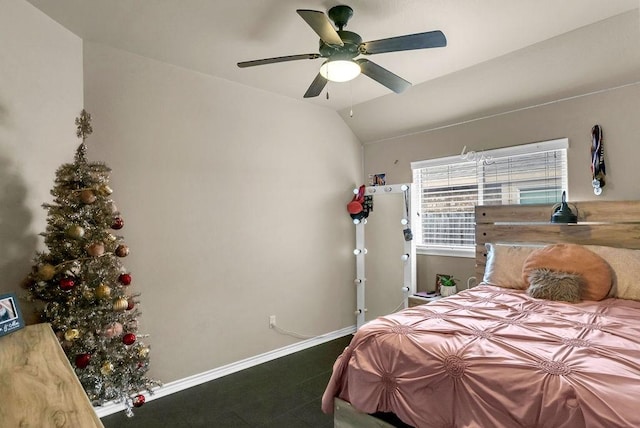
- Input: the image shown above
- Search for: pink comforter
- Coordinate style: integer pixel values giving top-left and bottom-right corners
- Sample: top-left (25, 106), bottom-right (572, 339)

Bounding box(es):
top-left (322, 285), bottom-right (640, 427)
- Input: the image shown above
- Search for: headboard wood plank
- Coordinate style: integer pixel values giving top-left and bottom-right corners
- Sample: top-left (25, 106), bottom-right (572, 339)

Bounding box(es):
top-left (476, 201), bottom-right (640, 224)
top-left (475, 201), bottom-right (640, 280)
top-left (477, 224), bottom-right (640, 247)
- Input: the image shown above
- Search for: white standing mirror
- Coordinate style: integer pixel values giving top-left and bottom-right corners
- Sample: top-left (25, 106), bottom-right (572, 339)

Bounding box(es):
top-left (352, 184), bottom-right (416, 328)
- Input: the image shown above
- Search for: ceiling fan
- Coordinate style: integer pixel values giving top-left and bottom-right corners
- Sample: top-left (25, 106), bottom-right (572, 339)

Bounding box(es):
top-left (237, 5), bottom-right (447, 98)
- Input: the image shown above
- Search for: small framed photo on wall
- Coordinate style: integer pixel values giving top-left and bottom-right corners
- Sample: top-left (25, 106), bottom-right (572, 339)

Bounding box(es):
top-left (369, 173), bottom-right (386, 186)
top-left (0, 293), bottom-right (25, 337)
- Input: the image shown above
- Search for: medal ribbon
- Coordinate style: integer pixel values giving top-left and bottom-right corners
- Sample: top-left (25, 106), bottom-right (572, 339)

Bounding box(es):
top-left (591, 125), bottom-right (605, 192)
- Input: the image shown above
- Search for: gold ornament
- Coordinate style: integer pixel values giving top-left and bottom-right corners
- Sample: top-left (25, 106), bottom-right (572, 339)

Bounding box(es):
top-left (105, 233), bottom-right (117, 242)
top-left (98, 184), bottom-right (113, 196)
top-left (83, 289), bottom-right (95, 300)
top-left (138, 347), bottom-right (150, 358)
top-left (95, 284), bottom-right (112, 299)
top-left (79, 189), bottom-right (97, 204)
top-left (64, 328), bottom-right (80, 341)
top-left (100, 361), bottom-right (114, 375)
top-left (86, 242), bottom-right (105, 257)
top-left (115, 244), bottom-right (129, 257)
top-left (38, 264), bottom-right (56, 281)
top-left (66, 225), bottom-right (85, 239)
top-left (113, 297), bottom-right (128, 312)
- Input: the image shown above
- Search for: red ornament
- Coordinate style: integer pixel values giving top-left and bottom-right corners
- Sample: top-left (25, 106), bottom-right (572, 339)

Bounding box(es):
top-left (59, 277), bottom-right (75, 291)
top-left (21, 276), bottom-right (35, 289)
top-left (118, 273), bottom-right (132, 285)
top-left (123, 333), bottom-right (136, 345)
top-left (126, 298), bottom-right (135, 311)
top-left (133, 394), bottom-right (145, 408)
top-left (75, 353), bottom-right (91, 369)
top-left (112, 217), bottom-right (124, 230)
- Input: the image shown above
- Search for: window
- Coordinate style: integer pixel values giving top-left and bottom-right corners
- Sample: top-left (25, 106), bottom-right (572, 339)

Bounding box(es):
top-left (411, 139), bottom-right (568, 257)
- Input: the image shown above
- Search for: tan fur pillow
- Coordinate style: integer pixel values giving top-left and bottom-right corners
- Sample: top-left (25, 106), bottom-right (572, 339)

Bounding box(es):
top-left (522, 244), bottom-right (612, 301)
top-left (526, 268), bottom-right (582, 302)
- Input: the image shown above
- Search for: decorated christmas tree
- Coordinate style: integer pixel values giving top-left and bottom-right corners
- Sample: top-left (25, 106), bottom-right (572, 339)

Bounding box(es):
top-left (23, 110), bottom-right (160, 416)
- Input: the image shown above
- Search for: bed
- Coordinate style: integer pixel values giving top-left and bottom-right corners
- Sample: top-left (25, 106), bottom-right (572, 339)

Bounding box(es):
top-left (322, 201), bottom-right (640, 427)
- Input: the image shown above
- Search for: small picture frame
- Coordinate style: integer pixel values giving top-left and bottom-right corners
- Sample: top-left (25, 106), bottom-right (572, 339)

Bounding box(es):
top-left (369, 173), bottom-right (386, 186)
top-left (0, 293), bottom-right (25, 337)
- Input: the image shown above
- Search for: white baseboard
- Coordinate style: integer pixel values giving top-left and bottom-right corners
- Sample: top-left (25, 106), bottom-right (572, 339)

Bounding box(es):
top-left (94, 325), bottom-right (355, 418)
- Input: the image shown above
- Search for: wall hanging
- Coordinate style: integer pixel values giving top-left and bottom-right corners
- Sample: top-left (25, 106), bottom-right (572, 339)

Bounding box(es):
top-left (591, 124), bottom-right (606, 196)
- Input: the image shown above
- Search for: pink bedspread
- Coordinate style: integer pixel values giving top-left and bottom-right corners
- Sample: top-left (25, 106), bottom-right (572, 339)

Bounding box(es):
top-left (322, 285), bottom-right (640, 427)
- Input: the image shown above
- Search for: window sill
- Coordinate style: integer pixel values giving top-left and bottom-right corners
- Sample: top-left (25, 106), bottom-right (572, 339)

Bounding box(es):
top-left (416, 247), bottom-right (475, 258)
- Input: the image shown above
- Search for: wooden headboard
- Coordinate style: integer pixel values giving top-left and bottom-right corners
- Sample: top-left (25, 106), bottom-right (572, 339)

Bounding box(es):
top-left (475, 200), bottom-right (640, 279)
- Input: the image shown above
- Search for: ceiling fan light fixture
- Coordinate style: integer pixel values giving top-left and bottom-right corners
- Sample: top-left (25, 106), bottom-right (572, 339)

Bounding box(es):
top-left (319, 60), bottom-right (361, 82)
top-left (238, 6), bottom-right (447, 97)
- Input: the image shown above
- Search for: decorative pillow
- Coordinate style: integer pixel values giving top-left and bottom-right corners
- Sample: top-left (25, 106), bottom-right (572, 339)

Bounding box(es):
top-left (526, 268), bottom-right (582, 302)
top-left (522, 244), bottom-right (612, 301)
top-left (483, 243), bottom-right (543, 289)
top-left (586, 245), bottom-right (640, 301)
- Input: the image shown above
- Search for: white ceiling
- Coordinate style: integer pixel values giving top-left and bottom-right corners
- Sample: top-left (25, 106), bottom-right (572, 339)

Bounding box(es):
top-left (26, 0), bottom-right (640, 143)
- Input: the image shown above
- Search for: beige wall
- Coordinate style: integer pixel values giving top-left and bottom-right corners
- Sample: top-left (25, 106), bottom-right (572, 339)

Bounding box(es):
top-left (0, 0), bottom-right (83, 302)
top-left (364, 82), bottom-right (640, 291)
top-left (82, 43), bottom-right (363, 382)
top-left (2, 0), bottom-right (362, 389)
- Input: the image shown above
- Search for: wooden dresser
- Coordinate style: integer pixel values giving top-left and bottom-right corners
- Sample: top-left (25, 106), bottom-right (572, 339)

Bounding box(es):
top-left (0, 323), bottom-right (104, 427)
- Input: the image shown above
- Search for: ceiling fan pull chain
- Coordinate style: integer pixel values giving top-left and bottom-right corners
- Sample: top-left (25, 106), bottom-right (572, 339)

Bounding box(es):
top-left (350, 82), bottom-right (354, 117)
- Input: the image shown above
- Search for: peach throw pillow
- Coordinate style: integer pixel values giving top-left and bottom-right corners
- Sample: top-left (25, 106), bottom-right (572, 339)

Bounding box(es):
top-left (522, 244), bottom-right (612, 301)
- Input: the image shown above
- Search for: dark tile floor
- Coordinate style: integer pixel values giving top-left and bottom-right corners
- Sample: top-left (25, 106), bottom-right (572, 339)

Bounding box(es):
top-left (101, 334), bottom-right (353, 427)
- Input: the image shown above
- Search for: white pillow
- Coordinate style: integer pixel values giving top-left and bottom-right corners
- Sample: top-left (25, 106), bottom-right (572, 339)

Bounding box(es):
top-left (586, 245), bottom-right (640, 301)
top-left (482, 243), bottom-right (543, 289)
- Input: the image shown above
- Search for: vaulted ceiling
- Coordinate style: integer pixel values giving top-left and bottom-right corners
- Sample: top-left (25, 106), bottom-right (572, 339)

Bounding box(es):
top-left (26, 0), bottom-right (640, 142)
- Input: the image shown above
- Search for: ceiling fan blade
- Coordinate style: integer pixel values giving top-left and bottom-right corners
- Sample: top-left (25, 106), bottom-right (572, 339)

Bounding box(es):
top-left (303, 73), bottom-right (328, 98)
top-left (356, 59), bottom-right (411, 94)
top-left (296, 9), bottom-right (344, 46)
top-left (237, 53), bottom-right (320, 68)
top-left (360, 30), bottom-right (447, 55)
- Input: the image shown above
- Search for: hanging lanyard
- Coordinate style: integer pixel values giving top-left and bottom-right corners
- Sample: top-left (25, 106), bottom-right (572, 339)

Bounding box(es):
top-left (403, 188), bottom-right (410, 222)
top-left (402, 188), bottom-right (413, 241)
top-left (591, 124), bottom-right (605, 195)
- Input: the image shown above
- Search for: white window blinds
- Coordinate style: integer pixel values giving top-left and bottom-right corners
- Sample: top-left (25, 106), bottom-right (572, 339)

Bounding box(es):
top-left (411, 139), bottom-right (568, 253)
